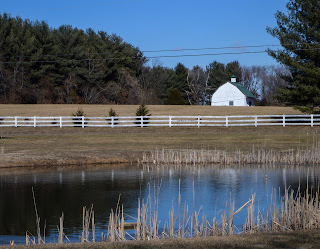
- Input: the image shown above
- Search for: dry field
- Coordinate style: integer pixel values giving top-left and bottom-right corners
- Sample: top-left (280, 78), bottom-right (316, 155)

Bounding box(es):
top-left (0, 104), bottom-right (302, 117)
top-left (0, 125), bottom-right (319, 168)
top-left (0, 104), bottom-right (316, 169)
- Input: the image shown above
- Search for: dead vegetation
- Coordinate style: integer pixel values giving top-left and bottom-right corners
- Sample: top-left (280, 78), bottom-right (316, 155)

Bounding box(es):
top-left (141, 144), bottom-right (320, 166)
top-left (19, 177), bottom-right (320, 247)
top-left (1, 126), bottom-right (320, 168)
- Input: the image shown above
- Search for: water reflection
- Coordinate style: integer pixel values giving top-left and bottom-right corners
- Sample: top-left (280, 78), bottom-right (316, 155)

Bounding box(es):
top-left (0, 164), bottom-right (319, 244)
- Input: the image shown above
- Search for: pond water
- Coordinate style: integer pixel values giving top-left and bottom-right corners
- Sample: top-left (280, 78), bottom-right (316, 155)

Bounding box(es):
top-left (0, 164), bottom-right (319, 245)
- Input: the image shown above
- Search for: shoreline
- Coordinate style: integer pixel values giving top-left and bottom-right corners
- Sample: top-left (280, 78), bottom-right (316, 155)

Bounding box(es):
top-left (0, 155), bottom-right (132, 169)
top-left (1, 125), bottom-right (320, 169)
top-left (1, 230), bottom-right (319, 248)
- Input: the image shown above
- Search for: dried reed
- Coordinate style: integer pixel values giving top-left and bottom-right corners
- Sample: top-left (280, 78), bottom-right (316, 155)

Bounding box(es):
top-left (110, 178), bottom-right (319, 241)
top-left (81, 205), bottom-right (95, 242)
top-left (107, 195), bottom-right (126, 242)
top-left (31, 187), bottom-right (45, 245)
top-left (141, 142), bottom-right (320, 166)
top-left (24, 176), bottom-right (320, 245)
top-left (59, 213), bottom-right (64, 244)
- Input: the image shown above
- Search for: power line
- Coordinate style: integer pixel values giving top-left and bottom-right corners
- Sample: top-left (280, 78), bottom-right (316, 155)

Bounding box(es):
top-left (143, 44), bottom-right (283, 53)
top-left (1, 43), bottom-right (320, 61)
top-left (0, 44), bottom-right (298, 60)
top-left (0, 47), bottom-right (319, 64)
top-left (0, 50), bottom-right (266, 64)
top-left (146, 50), bottom-right (267, 59)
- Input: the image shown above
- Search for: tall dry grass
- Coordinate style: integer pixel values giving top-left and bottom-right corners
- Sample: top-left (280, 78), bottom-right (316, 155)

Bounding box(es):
top-left (25, 176), bottom-right (320, 245)
top-left (141, 140), bottom-right (320, 166)
top-left (130, 179), bottom-right (319, 240)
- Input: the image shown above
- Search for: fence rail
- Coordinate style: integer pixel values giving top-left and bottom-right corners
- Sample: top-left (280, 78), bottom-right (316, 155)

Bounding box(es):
top-left (0, 114), bottom-right (319, 128)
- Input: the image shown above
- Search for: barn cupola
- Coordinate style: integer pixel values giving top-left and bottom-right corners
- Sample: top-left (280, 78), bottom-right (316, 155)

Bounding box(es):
top-left (231, 75), bottom-right (237, 83)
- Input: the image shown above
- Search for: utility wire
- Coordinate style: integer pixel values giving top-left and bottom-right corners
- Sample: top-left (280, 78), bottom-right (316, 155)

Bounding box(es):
top-left (0, 43), bottom-right (312, 60)
top-left (0, 50), bottom-right (266, 64)
top-left (143, 44), bottom-right (283, 53)
top-left (1, 47), bottom-right (320, 64)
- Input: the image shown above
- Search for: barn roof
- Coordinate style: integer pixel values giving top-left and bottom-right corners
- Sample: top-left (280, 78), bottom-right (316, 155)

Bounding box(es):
top-left (231, 82), bottom-right (255, 99)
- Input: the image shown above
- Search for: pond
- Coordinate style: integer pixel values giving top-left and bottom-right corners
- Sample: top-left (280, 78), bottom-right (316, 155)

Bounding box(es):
top-left (0, 164), bottom-right (319, 245)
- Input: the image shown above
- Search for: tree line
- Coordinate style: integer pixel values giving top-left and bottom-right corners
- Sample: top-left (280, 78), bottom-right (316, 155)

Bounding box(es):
top-left (0, 13), bottom-right (291, 106)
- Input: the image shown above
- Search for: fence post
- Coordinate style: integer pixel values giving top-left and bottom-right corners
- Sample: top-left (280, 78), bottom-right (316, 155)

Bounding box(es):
top-left (60, 117), bottom-right (62, 128)
top-left (254, 116), bottom-right (257, 127)
top-left (140, 116), bottom-right (143, 128)
top-left (15, 116), bottom-right (17, 127)
top-left (169, 116), bottom-right (172, 127)
top-left (311, 114), bottom-right (314, 127)
top-left (82, 116), bottom-right (85, 128)
top-left (34, 116), bottom-right (36, 128)
top-left (111, 117), bottom-right (114, 128)
top-left (226, 116), bottom-right (228, 127)
top-left (283, 114), bottom-right (285, 127)
top-left (197, 116), bottom-right (201, 127)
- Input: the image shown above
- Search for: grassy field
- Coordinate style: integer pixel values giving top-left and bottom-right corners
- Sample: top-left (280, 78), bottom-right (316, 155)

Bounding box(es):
top-left (1, 230), bottom-right (319, 249)
top-left (0, 104), bottom-right (302, 116)
top-left (0, 105), bottom-right (317, 168)
top-left (1, 125), bottom-right (319, 168)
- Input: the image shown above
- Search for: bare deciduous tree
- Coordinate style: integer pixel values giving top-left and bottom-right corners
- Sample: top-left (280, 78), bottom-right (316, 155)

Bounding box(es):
top-left (241, 65), bottom-right (290, 105)
top-left (185, 66), bottom-right (210, 105)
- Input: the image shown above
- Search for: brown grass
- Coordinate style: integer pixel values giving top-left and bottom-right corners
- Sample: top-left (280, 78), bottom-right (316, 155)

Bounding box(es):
top-left (0, 125), bottom-right (320, 168)
top-left (0, 104), bottom-right (315, 169)
top-left (0, 104), bottom-right (302, 117)
top-left (142, 144), bottom-right (320, 165)
top-left (2, 230), bottom-right (320, 248)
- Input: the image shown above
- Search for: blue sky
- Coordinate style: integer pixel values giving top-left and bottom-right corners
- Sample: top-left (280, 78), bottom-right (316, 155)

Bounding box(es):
top-left (1, 0), bottom-right (288, 68)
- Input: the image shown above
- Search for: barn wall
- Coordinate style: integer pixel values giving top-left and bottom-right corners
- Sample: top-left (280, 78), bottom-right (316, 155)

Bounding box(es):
top-left (211, 82), bottom-right (248, 106)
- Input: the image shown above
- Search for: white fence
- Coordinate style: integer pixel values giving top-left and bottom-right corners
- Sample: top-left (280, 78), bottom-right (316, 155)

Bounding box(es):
top-left (0, 114), bottom-right (319, 128)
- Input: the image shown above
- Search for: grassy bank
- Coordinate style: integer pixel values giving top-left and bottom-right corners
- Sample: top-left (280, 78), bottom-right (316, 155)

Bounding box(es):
top-left (1, 125), bottom-right (320, 168)
top-left (1, 230), bottom-right (320, 249)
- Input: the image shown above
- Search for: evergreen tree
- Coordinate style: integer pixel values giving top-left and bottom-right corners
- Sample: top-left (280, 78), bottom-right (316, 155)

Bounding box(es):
top-left (206, 61), bottom-right (242, 93)
top-left (139, 65), bottom-right (175, 104)
top-left (135, 102), bottom-right (151, 116)
top-left (0, 13), bottom-right (146, 104)
top-left (267, 0), bottom-right (320, 107)
top-left (135, 103), bottom-right (151, 126)
top-left (207, 61), bottom-right (227, 93)
top-left (170, 63), bottom-right (188, 102)
top-left (166, 88), bottom-right (186, 105)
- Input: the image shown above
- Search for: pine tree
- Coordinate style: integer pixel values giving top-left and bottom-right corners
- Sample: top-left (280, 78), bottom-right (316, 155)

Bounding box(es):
top-left (267, 0), bottom-right (320, 108)
top-left (135, 103), bottom-right (151, 126)
top-left (206, 61), bottom-right (242, 93)
top-left (166, 88), bottom-right (186, 105)
top-left (171, 63), bottom-right (189, 102)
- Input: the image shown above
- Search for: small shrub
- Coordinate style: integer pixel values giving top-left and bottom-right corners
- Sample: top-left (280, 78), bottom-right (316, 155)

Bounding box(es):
top-left (72, 108), bottom-right (85, 117)
top-left (108, 108), bottom-right (117, 117)
top-left (72, 108), bottom-right (88, 127)
top-left (135, 103), bottom-right (151, 126)
top-left (107, 108), bottom-right (118, 125)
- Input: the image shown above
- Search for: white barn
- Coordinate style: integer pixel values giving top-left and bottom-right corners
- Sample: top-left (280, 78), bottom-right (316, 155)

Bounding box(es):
top-left (211, 76), bottom-right (255, 106)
